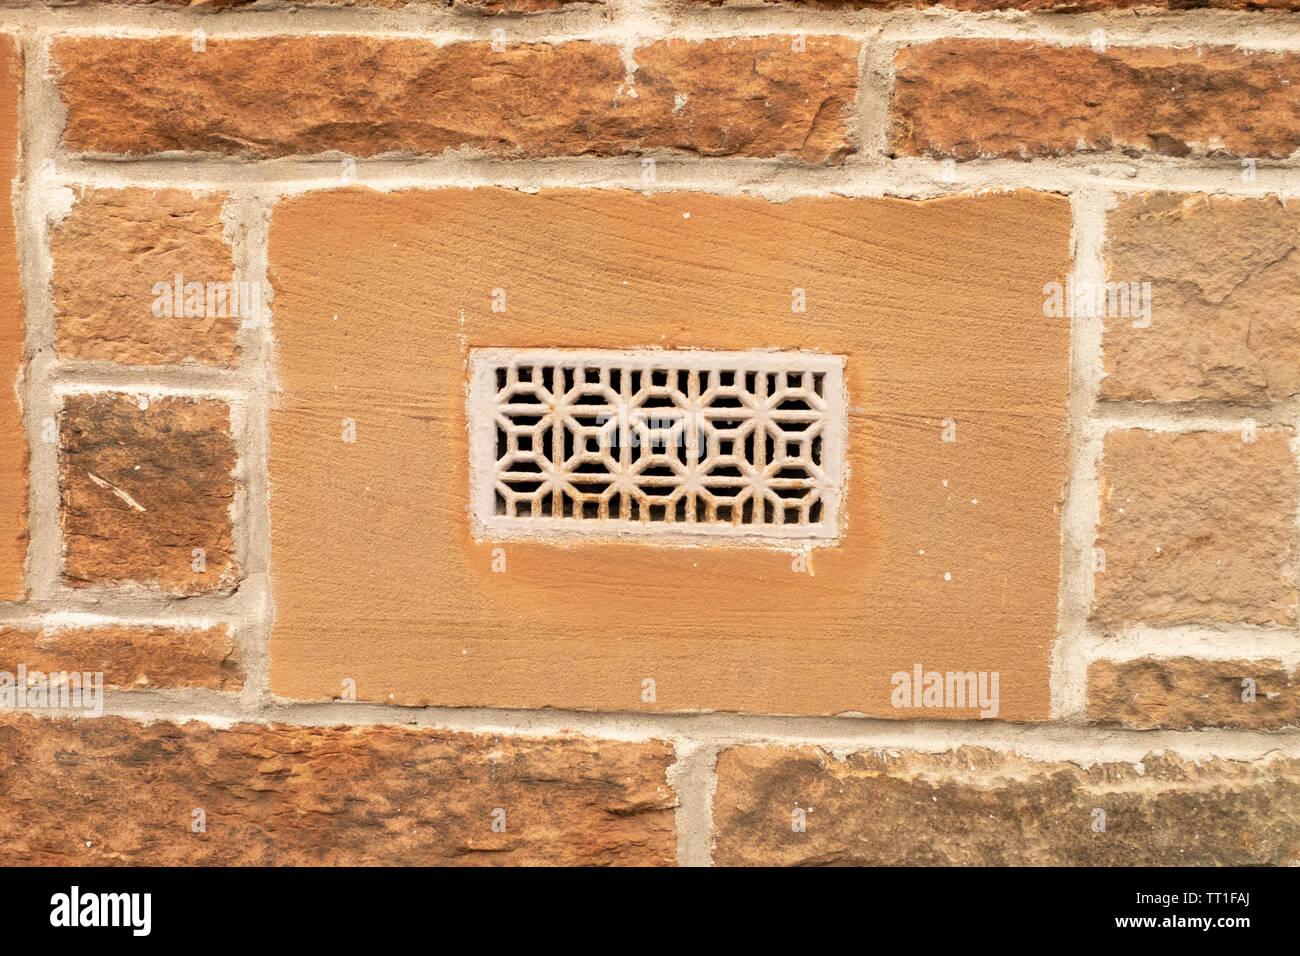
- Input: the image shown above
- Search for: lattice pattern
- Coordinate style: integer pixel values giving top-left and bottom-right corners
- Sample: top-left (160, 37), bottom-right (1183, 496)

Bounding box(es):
top-left (469, 349), bottom-right (846, 541)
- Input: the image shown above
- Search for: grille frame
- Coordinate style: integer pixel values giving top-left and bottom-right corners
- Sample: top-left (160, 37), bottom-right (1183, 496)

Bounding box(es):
top-left (468, 348), bottom-right (848, 545)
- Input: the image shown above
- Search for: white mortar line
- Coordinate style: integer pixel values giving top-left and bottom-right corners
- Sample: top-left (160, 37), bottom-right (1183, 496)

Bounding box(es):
top-left (23, 692), bottom-right (1300, 763)
top-left (8, 7), bottom-right (1300, 50)
top-left (1051, 187), bottom-right (1107, 722)
top-left (16, 29), bottom-right (62, 605)
top-left (1294, 350), bottom-right (1300, 673)
top-left (50, 380), bottom-right (246, 401)
top-left (3, 588), bottom-right (256, 619)
top-left (46, 360), bottom-right (246, 390)
top-left (666, 739), bottom-right (718, 867)
top-left (27, 608), bottom-right (238, 631)
top-left (228, 189), bottom-right (275, 713)
top-left (873, 12), bottom-right (1300, 49)
top-left (37, 155), bottom-right (1300, 202)
top-left (1083, 624), bottom-right (1300, 665)
top-left (1094, 402), bottom-right (1300, 432)
top-left (854, 23), bottom-right (893, 164)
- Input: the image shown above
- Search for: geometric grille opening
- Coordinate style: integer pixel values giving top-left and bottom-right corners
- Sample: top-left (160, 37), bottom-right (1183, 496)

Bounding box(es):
top-left (468, 348), bottom-right (847, 543)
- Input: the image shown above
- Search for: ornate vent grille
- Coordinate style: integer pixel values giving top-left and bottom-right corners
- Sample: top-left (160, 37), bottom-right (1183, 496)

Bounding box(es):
top-left (468, 349), bottom-right (847, 543)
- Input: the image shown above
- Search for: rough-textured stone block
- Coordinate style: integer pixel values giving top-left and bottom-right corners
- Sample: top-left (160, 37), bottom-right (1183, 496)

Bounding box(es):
top-left (0, 625), bottom-right (242, 691)
top-left (892, 41), bottom-right (1300, 160)
top-left (1088, 657), bottom-right (1299, 730)
top-left (713, 745), bottom-right (1300, 865)
top-left (56, 36), bottom-right (859, 163)
top-left (52, 188), bottom-right (238, 367)
top-left (59, 393), bottom-right (239, 595)
top-left (0, 715), bottom-right (676, 865)
top-left (1101, 193), bottom-right (1300, 405)
top-left (1092, 429), bottom-right (1297, 627)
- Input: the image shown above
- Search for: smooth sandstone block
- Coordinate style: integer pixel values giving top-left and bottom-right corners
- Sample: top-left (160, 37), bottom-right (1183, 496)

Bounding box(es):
top-left (268, 187), bottom-right (1072, 719)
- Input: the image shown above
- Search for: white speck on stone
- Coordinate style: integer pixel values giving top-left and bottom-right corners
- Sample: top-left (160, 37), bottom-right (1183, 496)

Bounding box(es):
top-left (944, 572), bottom-right (952, 581)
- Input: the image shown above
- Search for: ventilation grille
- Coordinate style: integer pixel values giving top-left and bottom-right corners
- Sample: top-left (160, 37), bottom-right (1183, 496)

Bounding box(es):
top-left (468, 349), bottom-right (847, 543)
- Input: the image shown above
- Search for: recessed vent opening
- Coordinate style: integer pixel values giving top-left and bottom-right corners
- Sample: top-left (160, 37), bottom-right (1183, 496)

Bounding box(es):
top-left (469, 349), bottom-right (847, 543)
